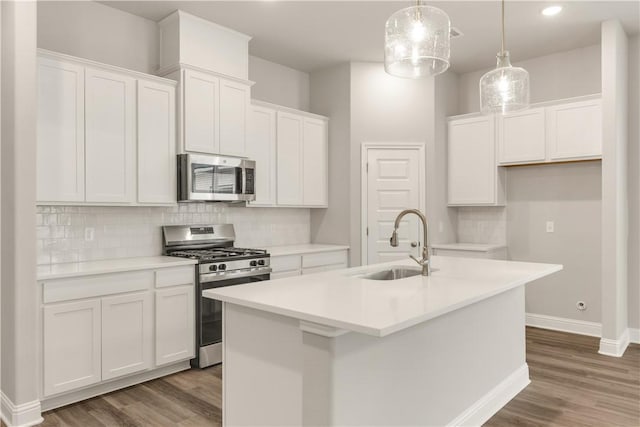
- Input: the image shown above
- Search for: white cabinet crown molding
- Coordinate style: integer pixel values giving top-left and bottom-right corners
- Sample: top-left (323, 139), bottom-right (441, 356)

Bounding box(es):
top-left (157, 62), bottom-right (255, 86)
top-left (37, 49), bottom-right (178, 86)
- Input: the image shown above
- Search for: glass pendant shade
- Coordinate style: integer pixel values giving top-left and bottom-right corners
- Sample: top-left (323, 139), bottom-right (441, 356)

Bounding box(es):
top-left (384, 5), bottom-right (451, 78)
top-left (479, 51), bottom-right (530, 114)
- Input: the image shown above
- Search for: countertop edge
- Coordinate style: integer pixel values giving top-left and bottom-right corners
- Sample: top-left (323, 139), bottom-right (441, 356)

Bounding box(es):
top-left (37, 257), bottom-right (198, 281)
top-left (264, 244), bottom-right (350, 257)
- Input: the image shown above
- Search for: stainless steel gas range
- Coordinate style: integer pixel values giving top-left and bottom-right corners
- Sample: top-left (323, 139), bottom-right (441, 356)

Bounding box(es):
top-left (162, 224), bottom-right (271, 368)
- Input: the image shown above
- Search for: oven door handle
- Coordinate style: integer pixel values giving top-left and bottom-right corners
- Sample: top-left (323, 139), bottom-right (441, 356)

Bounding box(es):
top-left (200, 267), bottom-right (272, 283)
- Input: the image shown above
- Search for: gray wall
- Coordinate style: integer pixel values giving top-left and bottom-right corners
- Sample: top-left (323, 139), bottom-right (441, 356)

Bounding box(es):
top-left (309, 64), bottom-right (351, 248)
top-left (37, 1), bottom-right (312, 111)
top-left (627, 34), bottom-right (639, 330)
top-left (249, 55), bottom-right (310, 111)
top-left (508, 163), bottom-right (602, 323)
top-left (456, 44), bottom-right (603, 323)
top-left (458, 44), bottom-right (602, 115)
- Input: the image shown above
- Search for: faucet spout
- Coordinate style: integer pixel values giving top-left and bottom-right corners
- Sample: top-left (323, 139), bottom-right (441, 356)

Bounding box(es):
top-left (389, 209), bottom-right (431, 276)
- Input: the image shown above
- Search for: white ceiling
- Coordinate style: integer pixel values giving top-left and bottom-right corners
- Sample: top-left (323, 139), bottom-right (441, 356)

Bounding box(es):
top-left (101, 0), bottom-right (640, 74)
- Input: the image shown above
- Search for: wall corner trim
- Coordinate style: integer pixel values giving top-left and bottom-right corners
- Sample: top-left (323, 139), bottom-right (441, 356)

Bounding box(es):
top-left (0, 392), bottom-right (43, 427)
top-left (598, 328), bottom-right (631, 357)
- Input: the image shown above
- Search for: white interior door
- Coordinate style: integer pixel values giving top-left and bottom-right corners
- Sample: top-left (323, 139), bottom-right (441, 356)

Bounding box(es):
top-left (364, 146), bottom-right (424, 265)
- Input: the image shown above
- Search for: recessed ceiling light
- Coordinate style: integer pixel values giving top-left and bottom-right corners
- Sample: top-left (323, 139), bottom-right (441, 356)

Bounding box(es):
top-left (541, 5), bottom-right (563, 16)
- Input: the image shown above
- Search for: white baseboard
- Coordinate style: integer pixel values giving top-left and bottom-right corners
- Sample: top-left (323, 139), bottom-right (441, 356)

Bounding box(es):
top-left (629, 328), bottom-right (640, 344)
top-left (599, 329), bottom-right (630, 357)
top-left (447, 364), bottom-right (530, 427)
top-left (1, 392), bottom-right (43, 427)
top-left (526, 313), bottom-right (602, 337)
top-left (41, 360), bottom-right (190, 412)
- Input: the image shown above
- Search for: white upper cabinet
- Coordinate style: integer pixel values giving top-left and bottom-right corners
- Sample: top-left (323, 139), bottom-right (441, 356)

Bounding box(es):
top-left (276, 111), bottom-right (304, 206)
top-left (85, 68), bottom-right (136, 203)
top-left (302, 118), bottom-right (328, 207)
top-left (547, 98), bottom-right (602, 160)
top-left (498, 107), bottom-right (546, 165)
top-left (247, 104), bottom-right (277, 206)
top-left (219, 78), bottom-right (250, 157)
top-left (180, 68), bottom-right (251, 157)
top-left (36, 50), bottom-right (177, 206)
top-left (37, 57), bottom-right (85, 203)
top-left (448, 115), bottom-right (505, 206)
top-left (183, 68), bottom-right (220, 154)
top-left (137, 80), bottom-right (176, 204)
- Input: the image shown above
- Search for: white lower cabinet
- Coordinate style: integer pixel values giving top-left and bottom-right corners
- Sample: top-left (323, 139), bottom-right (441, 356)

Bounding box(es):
top-left (41, 265), bottom-right (194, 399)
top-left (155, 286), bottom-right (195, 366)
top-left (270, 249), bottom-right (348, 279)
top-left (43, 299), bottom-right (102, 396)
top-left (101, 292), bottom-right (152, 381)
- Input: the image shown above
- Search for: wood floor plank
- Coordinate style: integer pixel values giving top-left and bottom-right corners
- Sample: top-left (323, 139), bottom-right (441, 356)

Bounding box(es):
top-left (39, 327), bottom-right (639, 427)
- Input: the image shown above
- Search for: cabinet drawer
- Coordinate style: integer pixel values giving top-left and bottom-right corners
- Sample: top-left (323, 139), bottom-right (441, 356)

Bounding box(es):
top-left (155, 267), bottom-right (194, 288)
top-left (43, 270), bottom-right (154, 304)
top-left (302, 251), bottom-right (348, 269)
top-left (271, 255), bottom-right (302, 273)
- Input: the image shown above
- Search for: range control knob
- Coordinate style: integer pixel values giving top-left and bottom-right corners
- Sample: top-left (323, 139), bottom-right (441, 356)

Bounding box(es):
top-left (218, 264), bottom-right (226, 271)
top-left (257, 259), bottom-right (265, 266)
top-left (249, 260), bottom-right (258, 267)
top-left (209, 265), bottom-right (217, 272)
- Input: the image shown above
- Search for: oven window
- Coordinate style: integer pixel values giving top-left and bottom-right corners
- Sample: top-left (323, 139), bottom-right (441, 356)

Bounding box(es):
top-left (200, 274), bottom-right (269, 346)
top-left (191, 164), bottom-right (242, 194)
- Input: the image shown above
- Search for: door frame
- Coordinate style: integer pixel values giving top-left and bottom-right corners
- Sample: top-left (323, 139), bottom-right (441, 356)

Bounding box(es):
top-left (361, 142), bottom-right (426, 266)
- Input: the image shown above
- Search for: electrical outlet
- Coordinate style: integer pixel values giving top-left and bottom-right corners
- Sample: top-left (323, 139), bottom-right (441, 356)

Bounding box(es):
top-left (85, 227), bottom-right (95, 241)
top-left (546, 221), bottom-right (555, 233)
top-left (438, 221), bottom-right (444, 233)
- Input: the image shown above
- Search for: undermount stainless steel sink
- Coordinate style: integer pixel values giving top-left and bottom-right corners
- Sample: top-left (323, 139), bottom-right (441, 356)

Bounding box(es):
top-left (360, 267), bottom-right (423, 281)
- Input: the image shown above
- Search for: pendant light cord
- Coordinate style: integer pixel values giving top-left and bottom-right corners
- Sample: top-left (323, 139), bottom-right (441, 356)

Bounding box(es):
top-left (501, 0), bottom-right (506, 54)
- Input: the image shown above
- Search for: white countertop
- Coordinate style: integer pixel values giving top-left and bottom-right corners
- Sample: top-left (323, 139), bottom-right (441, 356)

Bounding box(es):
top-left (37, 256), bottom-right (197, 281)
top-left (431, 242), bottom-right (507, 252)
top-left (261, 243), bottom-right (349, 257)
top-left (204, 256), bottom-right (561, 337)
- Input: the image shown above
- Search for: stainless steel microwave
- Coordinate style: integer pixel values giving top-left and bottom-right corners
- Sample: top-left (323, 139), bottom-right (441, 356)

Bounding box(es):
top-left (177, 154), bottom-right (256, 202)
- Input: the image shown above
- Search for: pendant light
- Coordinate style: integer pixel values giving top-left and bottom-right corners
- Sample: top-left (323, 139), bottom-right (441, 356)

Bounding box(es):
top-left (479, 0), bottom-right (529, 114)
top-left (384, 0), bottom-right (451, 79)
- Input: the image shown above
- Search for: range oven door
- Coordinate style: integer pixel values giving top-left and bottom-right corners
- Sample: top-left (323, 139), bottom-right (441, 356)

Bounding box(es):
top-left (178, 153), bottom-right (255, 202)
top-left (195, 270), bottom-right (270, 368)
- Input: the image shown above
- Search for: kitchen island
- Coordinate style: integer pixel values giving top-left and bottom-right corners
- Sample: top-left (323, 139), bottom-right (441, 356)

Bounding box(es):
top-left (204, 256), bottom-right (562, 426)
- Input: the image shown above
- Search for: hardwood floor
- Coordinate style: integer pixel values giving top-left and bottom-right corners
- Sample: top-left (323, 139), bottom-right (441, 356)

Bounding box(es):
top-left (28, 328), bottom-right (639, 427)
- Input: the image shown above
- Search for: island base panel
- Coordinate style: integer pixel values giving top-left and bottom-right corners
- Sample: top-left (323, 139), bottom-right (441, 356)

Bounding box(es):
top-left (222, 286), bottom-right (528, 426)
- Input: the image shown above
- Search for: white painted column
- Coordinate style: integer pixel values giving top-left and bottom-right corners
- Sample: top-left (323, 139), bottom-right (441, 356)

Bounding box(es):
top-left (0, 1), bottom-right (42, 425)
top-left (600, 20), bottom-right (630, 357)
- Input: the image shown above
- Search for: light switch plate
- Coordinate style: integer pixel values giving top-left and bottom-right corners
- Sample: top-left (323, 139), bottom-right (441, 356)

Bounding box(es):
top-left (546, 221), bottom-right (554, 233)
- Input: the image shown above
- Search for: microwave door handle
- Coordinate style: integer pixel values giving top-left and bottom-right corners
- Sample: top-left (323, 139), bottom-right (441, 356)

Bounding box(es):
top-left (240, 166), bottom-right (245, 195)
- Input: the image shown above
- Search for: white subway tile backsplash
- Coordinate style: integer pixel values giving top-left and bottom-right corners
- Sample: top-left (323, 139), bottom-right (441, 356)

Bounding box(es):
top-left (37, 204), bottom-right (311, 266)
top-left (456, 207), bottom-right (507, 244)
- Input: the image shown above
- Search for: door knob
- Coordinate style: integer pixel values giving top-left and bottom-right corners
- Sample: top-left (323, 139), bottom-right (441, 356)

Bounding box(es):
top-left (411, 241), bottom-right (418, 248)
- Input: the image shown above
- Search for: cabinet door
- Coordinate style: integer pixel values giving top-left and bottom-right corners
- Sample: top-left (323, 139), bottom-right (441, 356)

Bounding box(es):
top-left (183, 69), bottom-right (219, 154)
top-left (155, 286), bottom-right (195, 366)
top-left (37, 57), bottom-right (85, 202)
top-left (102, 292), bottom-right (152, 381)
top-left (43, 299), bottom-right (101, 396)
top-left (276, 112), bottom-right (304, 205)
top-left (85, 68), bottom-right (136, 203)
top-left (547, 99), bottom-right (602, 160)
top-left (247, 105), bottom-right (277, 206)
top-left (137, 80), bottom-right (176, 204)
top-left (302, 118), bottom-right (328, 207)
top-left (219, 79), bottom-right (250, 157)
top-left (448, 116), bottom-right (498, 205)
top-left (498, 107), bottom-right (546, 164)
